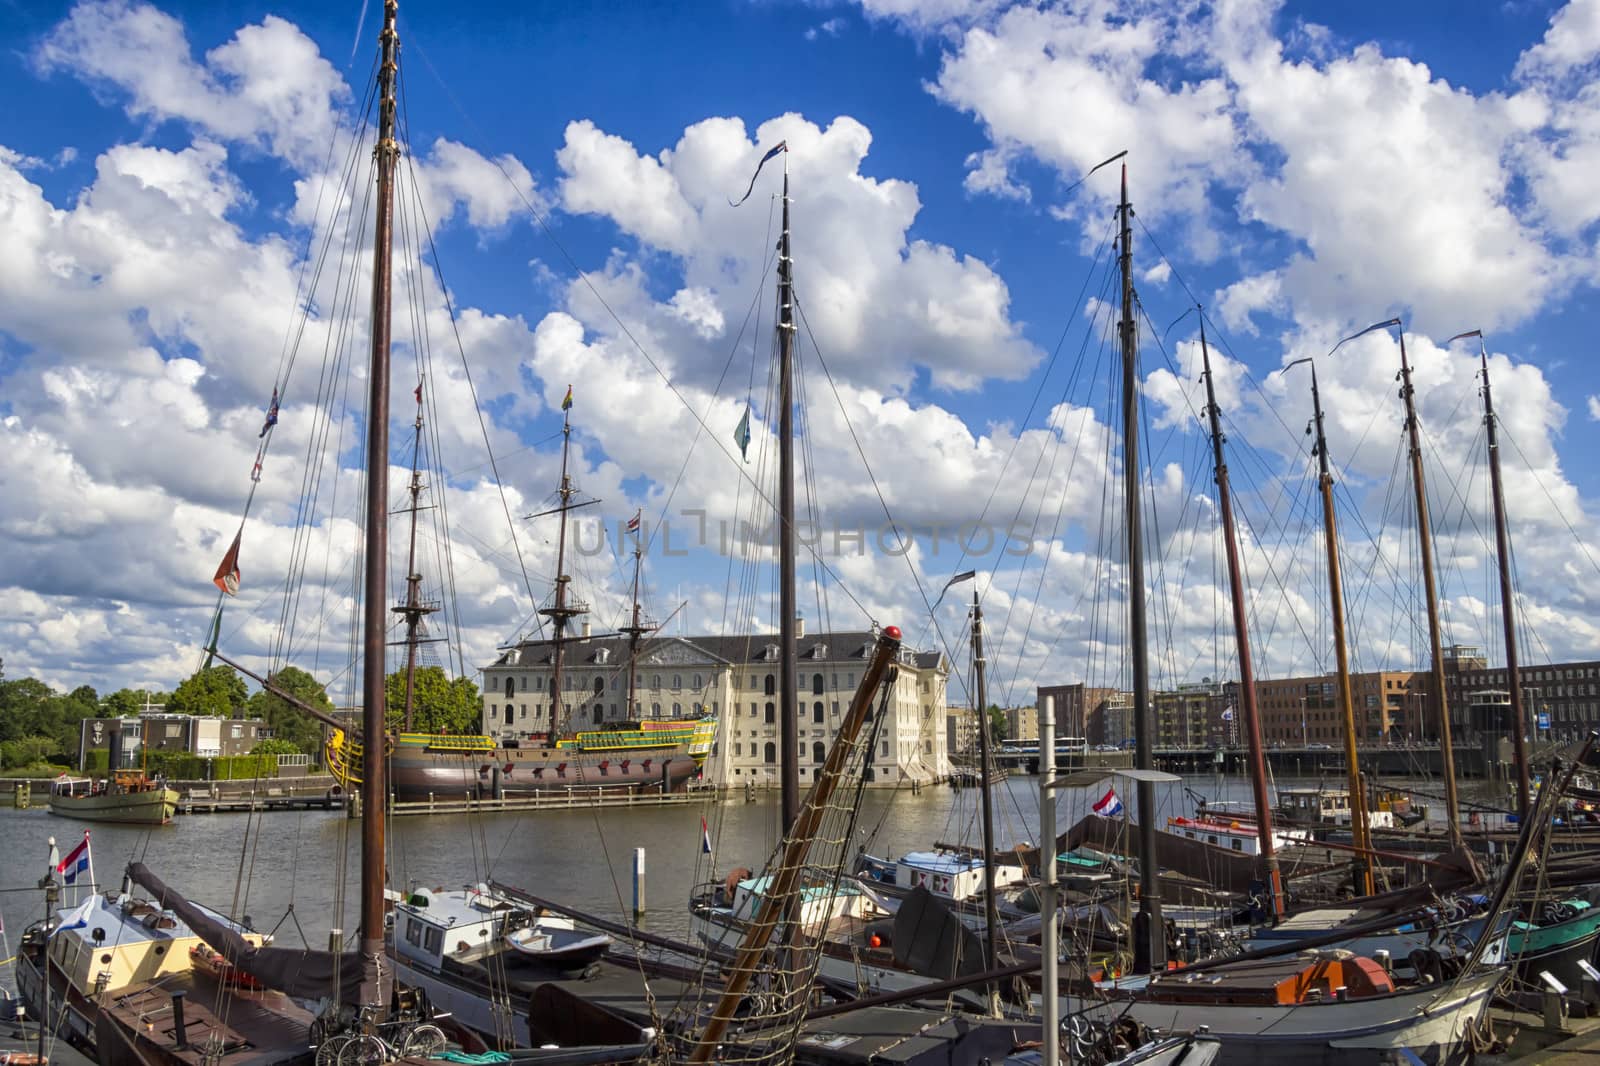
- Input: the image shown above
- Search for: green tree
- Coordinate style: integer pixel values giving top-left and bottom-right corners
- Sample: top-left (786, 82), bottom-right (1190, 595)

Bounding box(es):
top-left (249, 737), bottom-right (301, 758)
top-left (244, 666), bottom-right (334, 756)
top-left (104, 688), bottom-right (162, 717)
top-left (384, 667), bottom-right (481, 735)
top-left (169, 666), bottom-right (248, 718)
top-left (987, 704), bottom-right (1008, 745)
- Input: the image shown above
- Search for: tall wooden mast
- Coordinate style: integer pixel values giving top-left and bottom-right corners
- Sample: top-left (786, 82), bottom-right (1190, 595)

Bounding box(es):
top-left (777, 159), bottom-right (800, 828)
top-left (1117, 164), bottom-right (1163, 973)
top-left (1197, 317), bottom-right (1284, 918)
top-left (357, 0), bottom-right (400, 1014)
top-left (1457, 330), bottom-right (1531, 817)
top-left (542, 398), bottom-right (588, 737)
top-left (1289, 355), bottom-right (1374, 895)
top-left (1393, 322), bottom-right (1464, 848)
top-left (619, 516), bottom-right (655, 719)
top-left (970, 587), bottom-right (1001, 1013)
top-left (395, 388), bottom-right (439, 732)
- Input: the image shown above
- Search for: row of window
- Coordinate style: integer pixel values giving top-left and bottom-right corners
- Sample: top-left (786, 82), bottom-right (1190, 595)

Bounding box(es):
top-left (484, 700), bottom-right (713, 727)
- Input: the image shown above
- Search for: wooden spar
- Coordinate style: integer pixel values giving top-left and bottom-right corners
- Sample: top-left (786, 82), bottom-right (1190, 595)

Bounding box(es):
top-left (1301, 359), bottom-right (1374, 895)
top-left (1395, 325), bottom-right (1464, 849)
top-left (970, 588), bottom-right (1002, 1014)
top-left (777, 160), bottom-right (800, 829)
top-left (358, 0), bottom-right (400, 1013)
top-left (1196, 316), bottom-right (1284, 918)
top-left (542, 400), bottom-right (585, 738)
top-left (1469, 331), bottom-right (1532, 818)
top-left (688, 626), bottom-right (902, 1062)
top-left (207, 650), bottom-right (348, 732)
top-left (1117, 163), bottom-right (1163, 973)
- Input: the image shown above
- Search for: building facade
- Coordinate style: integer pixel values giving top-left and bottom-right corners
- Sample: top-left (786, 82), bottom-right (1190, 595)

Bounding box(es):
top-left (1036, 684), bottom-right (1118, 741)
top-left (1442, 645), bottom-right (1600, 744)
top-left (77, 713), bottom-right (271, 769)
top-left (481, 627), bottom-right (950, 788)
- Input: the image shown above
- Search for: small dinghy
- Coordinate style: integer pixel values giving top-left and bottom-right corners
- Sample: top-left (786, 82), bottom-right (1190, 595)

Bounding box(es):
top-left (503, 923), bottom-right (612, 971)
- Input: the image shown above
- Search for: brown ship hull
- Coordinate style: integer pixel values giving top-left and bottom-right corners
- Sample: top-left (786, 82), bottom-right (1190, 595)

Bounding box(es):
top-left (388, 743), bottom-right (700, 801)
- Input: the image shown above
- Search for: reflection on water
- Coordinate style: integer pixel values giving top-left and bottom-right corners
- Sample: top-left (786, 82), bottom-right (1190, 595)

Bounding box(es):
top-left (0, 771), bottom-right (1501, 961)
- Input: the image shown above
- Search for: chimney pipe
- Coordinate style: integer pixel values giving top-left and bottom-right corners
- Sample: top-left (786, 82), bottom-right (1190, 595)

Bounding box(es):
top-left (170, 990), bottom-right (188, 1048)
top-left (582, 621), bottom-right (591, 639)
top-left (795, 614), bottom-right (805, 640)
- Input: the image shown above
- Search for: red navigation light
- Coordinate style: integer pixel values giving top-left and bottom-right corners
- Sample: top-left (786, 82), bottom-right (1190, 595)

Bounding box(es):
top-left (883, 625), bottom-right (901, 640)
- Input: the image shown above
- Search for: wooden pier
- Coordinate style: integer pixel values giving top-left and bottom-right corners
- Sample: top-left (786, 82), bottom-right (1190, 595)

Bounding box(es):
top-left (176, 784), bottom-right (345, 814)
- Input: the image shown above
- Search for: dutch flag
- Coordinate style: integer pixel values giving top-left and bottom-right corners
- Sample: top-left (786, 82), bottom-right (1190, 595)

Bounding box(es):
top-left (57, 832), bottom-right (91, 885)
top-left (1092, 787), bottom-right (1124, 819)
top-left (701, 816), bottom-right (713, 855)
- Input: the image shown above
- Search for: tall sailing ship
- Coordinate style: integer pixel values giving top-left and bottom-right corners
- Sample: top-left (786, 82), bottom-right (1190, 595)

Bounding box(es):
top-left (325, 396), bottom-right (717, 802)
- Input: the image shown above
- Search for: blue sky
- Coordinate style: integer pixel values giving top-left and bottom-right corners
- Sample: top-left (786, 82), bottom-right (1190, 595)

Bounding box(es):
top-left (2, 0), bottom-right (1598, 708)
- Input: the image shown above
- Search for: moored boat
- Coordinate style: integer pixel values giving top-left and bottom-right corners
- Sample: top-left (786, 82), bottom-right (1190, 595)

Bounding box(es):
top-left (47, 773), bottom-right (178, 826)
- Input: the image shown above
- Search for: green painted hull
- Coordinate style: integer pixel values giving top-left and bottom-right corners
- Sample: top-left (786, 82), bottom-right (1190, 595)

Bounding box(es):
top-left (48, 788), bottom-right (179, 825)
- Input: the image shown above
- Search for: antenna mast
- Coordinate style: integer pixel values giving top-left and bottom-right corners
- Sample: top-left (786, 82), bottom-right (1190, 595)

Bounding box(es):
top-left (543, 396), bottom-right (589, 739)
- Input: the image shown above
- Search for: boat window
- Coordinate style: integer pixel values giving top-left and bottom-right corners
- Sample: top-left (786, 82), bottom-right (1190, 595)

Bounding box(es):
top-left (1207, 835), bottom-right (1218, 845)
top-left (1231, 839), bottom-right (1243, 851)
top-left (405, 919), bottom-right (423, 946)
top-left (423, 926), bottom-right (443, 954)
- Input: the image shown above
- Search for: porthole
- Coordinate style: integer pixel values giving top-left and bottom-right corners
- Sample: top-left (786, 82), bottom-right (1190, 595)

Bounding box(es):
top-left (100, 953), bottom-right (112, 963)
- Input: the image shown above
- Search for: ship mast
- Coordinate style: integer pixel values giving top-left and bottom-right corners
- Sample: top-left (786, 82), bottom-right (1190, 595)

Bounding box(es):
top-left (1286, 352), bottom-right (1374, 896)
top-left (1117, 164), bottom-right (1163, 973)
top-left (970, 586), bottom-right (1002, 1014)
top-left (1196, 316), bottom-right (1284, 918)
top-left (1391, 321), bottom-right (1464, 849)
top-left (776, 157), bottom-right (800, 829)
top-left (619, 514), bottom-right (656, 719)
top-left (356, 0), bottom-right (400, 1015)
top-left (1457, 330), bottom-right (1531, 818)
top-left (394, 386), bottom-right (439, 733)
top-left (543, 396), bottom-right (588, 738)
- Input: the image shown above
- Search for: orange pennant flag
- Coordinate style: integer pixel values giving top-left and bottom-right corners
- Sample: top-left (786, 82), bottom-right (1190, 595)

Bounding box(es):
top-left (213, 530), bottom-right (242, 596)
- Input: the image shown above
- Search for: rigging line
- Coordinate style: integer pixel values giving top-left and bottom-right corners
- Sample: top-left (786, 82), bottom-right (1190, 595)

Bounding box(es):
top-left (395, 66), bottom-right (543, 642)
top-left (990, 254), bottom-right (1122, 706)
top-left (1497, 422), bottom-right (1600, 581)
top-left (288, 145), bottom-right (378, 675)
top-left (408, 40), bottom-right (885, 640)
top-left (926, 213), bottom-right (1120, 657)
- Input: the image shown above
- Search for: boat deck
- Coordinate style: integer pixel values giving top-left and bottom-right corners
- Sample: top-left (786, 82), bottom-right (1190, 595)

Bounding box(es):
top-left (99, 971), bottom-right (313, 1066)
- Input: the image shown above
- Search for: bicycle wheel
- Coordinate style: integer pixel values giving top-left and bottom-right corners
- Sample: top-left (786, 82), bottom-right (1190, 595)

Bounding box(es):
top-left (337, 1034), bottom-right (388, 1066)
top-left (401, 1024), bottom-right (447, 1058)
top-left (315, 1033), bottom-right (350, 1066)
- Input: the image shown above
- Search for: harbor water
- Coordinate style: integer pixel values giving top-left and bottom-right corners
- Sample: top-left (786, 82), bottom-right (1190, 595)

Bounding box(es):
top-left (0, 771), bottom-right (1491, 974)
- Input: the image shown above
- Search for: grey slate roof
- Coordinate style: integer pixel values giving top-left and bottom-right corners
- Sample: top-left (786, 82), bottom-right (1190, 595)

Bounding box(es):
top-left (489, 630), bottom-right (944, 673)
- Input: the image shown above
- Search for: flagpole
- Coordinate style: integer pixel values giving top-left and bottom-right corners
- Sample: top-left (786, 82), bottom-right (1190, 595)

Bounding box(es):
top-left (85, 830), bottom-right (95, 902)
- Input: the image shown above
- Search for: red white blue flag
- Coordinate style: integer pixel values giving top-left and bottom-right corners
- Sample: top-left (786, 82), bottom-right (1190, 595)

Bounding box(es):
top-left (1092, 787), bottom-right (1124, 819)
top-left (626, 509), bottom-right (641, 535)
top-left (57, 832), bottom-right (90, 885)
top-left (701, 815), bottom-right (713, 855)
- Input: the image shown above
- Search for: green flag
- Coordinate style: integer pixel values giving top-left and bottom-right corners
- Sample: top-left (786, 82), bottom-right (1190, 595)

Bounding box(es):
top-left (734, 404), bottom-right (751, 462)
